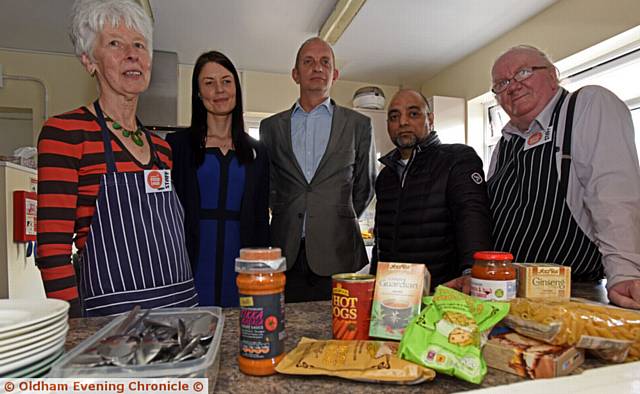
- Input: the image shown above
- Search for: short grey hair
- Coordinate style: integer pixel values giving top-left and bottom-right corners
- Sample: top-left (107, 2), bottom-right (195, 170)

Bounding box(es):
top-left (495, 44), bottom-right (559, 83)
top-left (502, 45), bottom-right (555, 67)
top-left (69, 0), bottom-right (153, 60)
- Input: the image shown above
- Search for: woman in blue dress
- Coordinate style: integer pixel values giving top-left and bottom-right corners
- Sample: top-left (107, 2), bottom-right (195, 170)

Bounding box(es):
top-left (168, 51), bottom-right (270, 307)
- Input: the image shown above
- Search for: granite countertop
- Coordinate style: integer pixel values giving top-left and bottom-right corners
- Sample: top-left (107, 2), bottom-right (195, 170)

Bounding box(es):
top-left (65, 282), bottom-right (610, 393)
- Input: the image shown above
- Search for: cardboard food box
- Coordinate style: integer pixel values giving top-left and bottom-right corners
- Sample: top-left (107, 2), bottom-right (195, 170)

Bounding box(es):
top-left (514, 263), bottom-right (571, 299)
top-left (369, 262), bottom-right (430, 340)
top-left (483, 330), bottom-right (584, 379)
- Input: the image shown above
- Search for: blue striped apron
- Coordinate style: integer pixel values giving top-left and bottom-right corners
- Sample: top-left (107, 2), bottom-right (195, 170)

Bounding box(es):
top-left (488, 90), bottom-right (602, 280)
top-left (79, 102), bottom-right (199, 316)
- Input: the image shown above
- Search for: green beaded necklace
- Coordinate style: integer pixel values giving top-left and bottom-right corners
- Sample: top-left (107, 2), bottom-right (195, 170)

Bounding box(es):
top-left (104, 114), bottom-right (144, 147)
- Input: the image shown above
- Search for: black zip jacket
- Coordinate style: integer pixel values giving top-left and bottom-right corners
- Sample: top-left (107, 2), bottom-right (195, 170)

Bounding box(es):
top-left (371, 132), bottom-right (492, 289)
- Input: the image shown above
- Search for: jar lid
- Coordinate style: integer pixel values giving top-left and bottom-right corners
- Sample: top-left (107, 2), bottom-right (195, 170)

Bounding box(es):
top-left (239, 247), bottom-right (282, 260)
top-left (235, 248), bottom-right (286, 273)
top-left (473, 251), bottom-right (514, 261)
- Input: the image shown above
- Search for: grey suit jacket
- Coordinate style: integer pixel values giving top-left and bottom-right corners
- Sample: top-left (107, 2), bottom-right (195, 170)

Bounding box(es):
top-left (259, 102), bottom-right (376, 275)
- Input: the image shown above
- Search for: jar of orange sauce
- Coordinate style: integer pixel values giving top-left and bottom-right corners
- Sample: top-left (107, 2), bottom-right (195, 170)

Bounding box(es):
top-left (470, 251), bottom-right (516, 301)
top-left (235, 247), bottom-right (286, 376)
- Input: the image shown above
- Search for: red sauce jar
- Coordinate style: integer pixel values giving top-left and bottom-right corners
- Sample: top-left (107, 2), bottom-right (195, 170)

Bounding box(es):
top-left (470, 251), bottom-right (516, 301)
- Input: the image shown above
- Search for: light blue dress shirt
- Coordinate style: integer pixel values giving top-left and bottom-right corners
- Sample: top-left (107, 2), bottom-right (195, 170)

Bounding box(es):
top-left (291, 97), bottom-right (333, 236)
top-left (291, 98), bottom-right (334, 183)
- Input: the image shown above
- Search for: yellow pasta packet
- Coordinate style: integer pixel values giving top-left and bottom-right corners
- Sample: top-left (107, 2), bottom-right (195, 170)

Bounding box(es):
top-left (505, 298), bottom-right (640, 362)
top-left (275, 337), bottom-right (436, 384)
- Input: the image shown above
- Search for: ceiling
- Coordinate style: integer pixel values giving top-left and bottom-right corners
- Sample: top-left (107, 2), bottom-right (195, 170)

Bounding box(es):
top-left (0, 0), bottom-right (557, 86)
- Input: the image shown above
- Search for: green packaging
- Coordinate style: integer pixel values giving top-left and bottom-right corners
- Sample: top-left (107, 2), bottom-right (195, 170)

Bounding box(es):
top-left (398, 286), bottom-right (510, 384)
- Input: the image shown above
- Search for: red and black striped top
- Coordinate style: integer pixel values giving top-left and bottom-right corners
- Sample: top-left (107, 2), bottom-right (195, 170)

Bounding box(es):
top-left (36, 106), bottom-right (172, 316)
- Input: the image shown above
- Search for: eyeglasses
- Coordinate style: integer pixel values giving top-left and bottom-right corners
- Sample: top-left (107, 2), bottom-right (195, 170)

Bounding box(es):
top-left (491, 66), bottom-right (548, 94)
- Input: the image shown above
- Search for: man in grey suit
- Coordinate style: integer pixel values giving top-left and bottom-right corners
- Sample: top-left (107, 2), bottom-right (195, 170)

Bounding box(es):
top-left (259, 37), bottom-right (376, 302)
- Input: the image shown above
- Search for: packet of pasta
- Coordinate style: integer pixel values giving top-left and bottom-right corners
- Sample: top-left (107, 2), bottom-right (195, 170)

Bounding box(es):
top-left (275, 337), bottom-right (435, 384)
top-left (505, 298), bottom-right (640, 362)
top-left (398, 286), bottom-right (510, 384)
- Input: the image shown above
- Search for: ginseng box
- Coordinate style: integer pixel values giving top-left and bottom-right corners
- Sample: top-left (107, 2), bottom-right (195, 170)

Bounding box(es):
top-left (483, 330), bottom-right (584, 379)
top-left (514, 263), bottom-right (571, 299)
top-left (369, 262), bottom-right (430, 340)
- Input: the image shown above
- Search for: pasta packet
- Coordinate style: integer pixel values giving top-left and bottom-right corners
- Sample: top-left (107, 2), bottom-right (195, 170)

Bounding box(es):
top-left (275, 337), bottom-right (436, 385)
top-left (397, 286), bottom-right (510, 384)
top-left (505, 298), bottom-right (640, 362)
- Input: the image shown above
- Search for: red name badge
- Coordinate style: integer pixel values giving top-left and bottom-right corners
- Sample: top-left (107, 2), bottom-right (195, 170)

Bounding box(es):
top-left (523, 127), bottom-right (553, 151)
top-left (144, 169), bottom-right (172, 193)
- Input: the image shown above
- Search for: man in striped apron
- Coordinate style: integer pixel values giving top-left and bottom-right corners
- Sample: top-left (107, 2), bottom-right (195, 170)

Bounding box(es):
top-left (487, 45), bottom-right (640, 309)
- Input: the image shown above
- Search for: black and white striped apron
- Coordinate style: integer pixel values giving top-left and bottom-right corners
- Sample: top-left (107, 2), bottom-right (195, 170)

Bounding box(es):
top-left (79, 101), bottom-right (199, 316)
top-left (487, 90), bottom-right (603, 280)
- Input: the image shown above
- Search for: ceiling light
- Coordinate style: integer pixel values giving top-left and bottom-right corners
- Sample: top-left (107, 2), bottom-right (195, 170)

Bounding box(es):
top-left (319, 0), bottom-right (366, 45)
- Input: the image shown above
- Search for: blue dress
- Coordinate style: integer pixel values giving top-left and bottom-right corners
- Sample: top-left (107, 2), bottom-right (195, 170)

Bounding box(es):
top-left (195, 148), bottom-right (245, 307)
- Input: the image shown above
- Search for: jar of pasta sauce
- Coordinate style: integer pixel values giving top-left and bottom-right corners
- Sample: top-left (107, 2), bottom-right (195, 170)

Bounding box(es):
top-left (470, 251), bottom-right (516, 301)
top-left (236, 247), bottom-right (286, 376)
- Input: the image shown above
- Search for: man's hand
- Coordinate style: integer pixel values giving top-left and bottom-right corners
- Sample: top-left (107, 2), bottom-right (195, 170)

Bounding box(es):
top-left (443, 275), bottom-right (471, 294)
top-left (608, 279), bottom-right (640, 309)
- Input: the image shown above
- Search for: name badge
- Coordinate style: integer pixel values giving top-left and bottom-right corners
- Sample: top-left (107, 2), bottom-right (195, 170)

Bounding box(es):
top-left (523, 127), bottom-right (553, 151)
top-left (144, 169), bottom-right (172, 193)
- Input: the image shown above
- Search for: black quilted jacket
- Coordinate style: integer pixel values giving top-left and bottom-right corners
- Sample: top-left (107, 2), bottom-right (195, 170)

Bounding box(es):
top-left (372, 132), bottom-right (492, 289)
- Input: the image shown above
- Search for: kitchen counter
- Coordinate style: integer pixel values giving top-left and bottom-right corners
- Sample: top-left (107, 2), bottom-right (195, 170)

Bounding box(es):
top-left (65, 282), bottom-right (611, 393)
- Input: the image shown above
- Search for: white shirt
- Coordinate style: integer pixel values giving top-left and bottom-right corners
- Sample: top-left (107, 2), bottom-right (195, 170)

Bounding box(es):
top-left (488, 86), bottom-right (640, 289)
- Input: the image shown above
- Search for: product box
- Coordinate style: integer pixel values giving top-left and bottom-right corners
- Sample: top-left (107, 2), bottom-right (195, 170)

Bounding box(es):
top-left (514, 263), bottom-right (571, 299)
top-left (369, 262), bottom-right (430, 340)
top-left (483, 329), bottom-right (584, 379)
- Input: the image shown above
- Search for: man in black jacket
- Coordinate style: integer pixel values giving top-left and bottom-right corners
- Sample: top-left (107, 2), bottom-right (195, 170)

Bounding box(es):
top-left (372, 89), bottom-right (492, 290)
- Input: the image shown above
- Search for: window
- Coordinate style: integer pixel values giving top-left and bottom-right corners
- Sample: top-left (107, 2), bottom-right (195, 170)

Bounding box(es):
top-left (632, 106), bottom-right (640, 153)
top-left (244, 112), bottom-right (272, 140)
top-left (560, 48), bottom-right (640, 159)
top-left (484, 104), bottom-right (509, 165)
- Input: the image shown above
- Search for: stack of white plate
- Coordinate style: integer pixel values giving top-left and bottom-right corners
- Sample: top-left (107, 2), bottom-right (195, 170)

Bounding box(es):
top-left (0, 299), bottom-right (69, 378)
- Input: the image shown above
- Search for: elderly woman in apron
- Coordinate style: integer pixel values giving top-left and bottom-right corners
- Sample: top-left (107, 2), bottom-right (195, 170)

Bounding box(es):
top-left (36, 0), bottom-right (198, 317)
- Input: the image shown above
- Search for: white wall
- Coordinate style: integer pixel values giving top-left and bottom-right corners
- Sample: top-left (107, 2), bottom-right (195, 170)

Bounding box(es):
top-left (0, 49), bottom-right (95, 146)
top-left (431, 96), bottom-right (465, 144)
top-left (0, 108), bottom-right (33, 156)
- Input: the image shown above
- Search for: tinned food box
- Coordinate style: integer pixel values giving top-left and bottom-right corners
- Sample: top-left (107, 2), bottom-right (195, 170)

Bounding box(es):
top-left (514, 263), bottom-right (571, 299)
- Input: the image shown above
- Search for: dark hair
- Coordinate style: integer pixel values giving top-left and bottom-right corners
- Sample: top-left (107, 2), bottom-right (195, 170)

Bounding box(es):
top-left (189, 50), bottom-right (253, 165)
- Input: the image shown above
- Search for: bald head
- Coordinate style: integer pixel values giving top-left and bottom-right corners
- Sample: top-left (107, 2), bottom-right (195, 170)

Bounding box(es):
top-left (294, 37), bottom-right (335, 69)
top-left (390, 89), bottom-right (431, 112)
